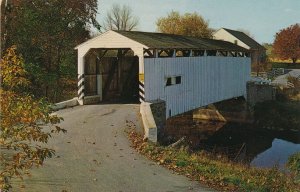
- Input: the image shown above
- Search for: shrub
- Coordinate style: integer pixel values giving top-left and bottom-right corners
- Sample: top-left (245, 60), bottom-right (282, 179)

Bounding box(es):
top-left (287, 152), bottom-right (300, 175)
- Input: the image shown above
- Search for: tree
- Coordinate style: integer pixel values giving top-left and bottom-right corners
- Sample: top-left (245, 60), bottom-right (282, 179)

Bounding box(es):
top-left (0, 47), bottom-right (66, 191)
top-left (103, 4), bottom-right (139, 31)
top-left (156, 11), bottom-right (213, 38)
top-left (2, 0), bottom-right (100, 102)
top-left (273, 24), bottom-right (300, 64)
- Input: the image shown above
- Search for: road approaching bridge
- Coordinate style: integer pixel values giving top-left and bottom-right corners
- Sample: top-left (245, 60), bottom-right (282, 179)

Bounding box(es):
top-left (12, 104), bottom-right (214, 192)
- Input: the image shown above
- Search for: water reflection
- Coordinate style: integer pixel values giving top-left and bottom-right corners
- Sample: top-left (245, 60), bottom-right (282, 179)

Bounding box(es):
top-left (251, 138), bottom-right (300, 169)
top-left (163, 115), bottom-right (300, 169)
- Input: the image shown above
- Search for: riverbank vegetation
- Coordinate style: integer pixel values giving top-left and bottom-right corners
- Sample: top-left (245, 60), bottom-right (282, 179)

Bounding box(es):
top-left (128, 129), bottom-right (300, 192)
top-left (254, 100), bottom-right (300, 131)
top-left (287, 152), bottom-right (300, 180)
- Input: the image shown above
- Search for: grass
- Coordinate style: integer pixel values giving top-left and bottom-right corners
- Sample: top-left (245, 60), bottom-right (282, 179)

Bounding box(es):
top-left (287, 152), bottom-right (300, 176)
top-left (127, 130), bottom-right (300, 192)
top-left (271, 62), bottom-right (300, 69)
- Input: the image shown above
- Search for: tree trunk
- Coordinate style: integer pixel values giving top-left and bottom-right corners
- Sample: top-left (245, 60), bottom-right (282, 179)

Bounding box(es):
top-left (45, 85), bottom-right (48, 98)
top-left (256, 61), bottom-right (260, 77)
top-left (55, 46), bottom-right (62, 103)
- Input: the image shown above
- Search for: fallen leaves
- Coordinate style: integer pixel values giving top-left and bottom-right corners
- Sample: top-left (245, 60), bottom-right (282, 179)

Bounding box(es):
top-left (92, 159), bottom-right (101, 165)
top-left (126, 128), bottom-right (299, 192)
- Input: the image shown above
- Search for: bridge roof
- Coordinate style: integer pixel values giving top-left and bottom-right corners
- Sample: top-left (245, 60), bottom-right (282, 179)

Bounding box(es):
top-left (115, 30), bottom-right (249, 52)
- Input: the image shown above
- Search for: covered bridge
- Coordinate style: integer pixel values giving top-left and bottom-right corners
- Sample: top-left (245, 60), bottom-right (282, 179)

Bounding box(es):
top-left (75, 30), bottom-right (251, 118)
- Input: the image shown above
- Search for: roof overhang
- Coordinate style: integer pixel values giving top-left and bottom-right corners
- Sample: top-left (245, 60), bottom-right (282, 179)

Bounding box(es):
top-left (75, 30), bottom-right (250, 56)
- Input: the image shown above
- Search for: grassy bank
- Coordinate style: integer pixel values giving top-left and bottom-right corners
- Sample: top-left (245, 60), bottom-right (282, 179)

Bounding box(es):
top-left (127, 130), bottom-right (300, 192)
top-left (287, 152), bottom-right (300, 177)
top-left (271, 62), bottom-right (300, 69)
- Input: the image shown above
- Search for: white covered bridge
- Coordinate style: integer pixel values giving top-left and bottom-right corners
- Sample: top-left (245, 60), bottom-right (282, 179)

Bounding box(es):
top-left (75, 30), bottom-right (251, 118)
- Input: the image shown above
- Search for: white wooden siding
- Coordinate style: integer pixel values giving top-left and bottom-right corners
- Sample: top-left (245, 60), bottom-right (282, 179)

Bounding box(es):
top-left (144, 56), bottom-right (251, 118)
top-left (76, 31), bottom-right (146, 57)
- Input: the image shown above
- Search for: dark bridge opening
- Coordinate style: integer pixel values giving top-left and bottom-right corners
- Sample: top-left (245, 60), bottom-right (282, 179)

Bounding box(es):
top-left (84, 49), bottom-right (139, 103)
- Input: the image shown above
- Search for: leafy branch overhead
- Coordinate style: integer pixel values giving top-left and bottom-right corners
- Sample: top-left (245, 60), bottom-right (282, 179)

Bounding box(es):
top-left (0, 47), bottom-right (66, 191)
top-left (2, 0), bottom-right (100, 102)
top-left (0, 46), bottom-right (29, 91)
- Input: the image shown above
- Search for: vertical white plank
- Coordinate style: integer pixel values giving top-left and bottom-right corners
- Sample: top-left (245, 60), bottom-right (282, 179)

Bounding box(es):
top-left (144, 56), bottom-right (250, 118)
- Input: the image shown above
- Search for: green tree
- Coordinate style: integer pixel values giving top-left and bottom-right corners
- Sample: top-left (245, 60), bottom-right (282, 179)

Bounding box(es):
top-left (273, 24), bottom-right (300, 64)
top-left (3, 0), bottom-right (100, 102)
top-left (103, 4), bottom-right (139, 31)
top-left (263, 43), bottom-right (274, 58)
top-left (156, 11), bottom-right (213, 38)
top-left (0, 47), bottom-right (65, 191)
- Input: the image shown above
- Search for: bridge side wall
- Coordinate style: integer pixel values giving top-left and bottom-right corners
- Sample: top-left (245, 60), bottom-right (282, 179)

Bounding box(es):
top-left (144, 56), bottom-right (251, 118)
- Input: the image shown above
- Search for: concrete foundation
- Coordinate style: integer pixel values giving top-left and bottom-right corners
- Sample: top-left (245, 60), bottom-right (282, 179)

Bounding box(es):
top-left (149, 100), bottom-right (166, 135)
top-left (83, 95), bottom-right (101, 105)
top-left (192, 107), bottom-right (253, 124)
top-left (140, 102), bottom-right (157, 143)
top-left (140, 100), bottom-right (166, 143)
top-left (52, 97), bottom-right (79, 110)
top-left (246, 82), bottom-right (276, 106)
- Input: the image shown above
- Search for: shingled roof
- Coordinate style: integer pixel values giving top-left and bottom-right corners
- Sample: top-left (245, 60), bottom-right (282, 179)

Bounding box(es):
top-left (114, 30), bottom-right (249, 52)
top-left (222, 28), bottom-right (265, 50)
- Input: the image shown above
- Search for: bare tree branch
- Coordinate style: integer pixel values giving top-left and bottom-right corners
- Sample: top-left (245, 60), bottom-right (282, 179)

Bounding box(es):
top-left (103, 4), bottom-right (139, 31)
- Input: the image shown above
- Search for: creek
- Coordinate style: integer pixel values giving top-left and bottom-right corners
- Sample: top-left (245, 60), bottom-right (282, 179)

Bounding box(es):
top-left (164, 116), bottom-right (300, 170)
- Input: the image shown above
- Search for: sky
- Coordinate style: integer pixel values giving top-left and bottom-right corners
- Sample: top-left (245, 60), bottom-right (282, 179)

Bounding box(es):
top-left (96, 0), bottom-right (300, 44)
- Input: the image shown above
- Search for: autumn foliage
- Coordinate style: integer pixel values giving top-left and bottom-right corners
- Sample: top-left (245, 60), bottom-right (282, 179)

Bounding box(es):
top-left (156, 11), bottom-right (213, 38)
top-left (273, 24), bottom-right (300, 64)
top-left (2, 0), bottom-right (100, 102)
top-left (0, 47), bottom-right (65, 191)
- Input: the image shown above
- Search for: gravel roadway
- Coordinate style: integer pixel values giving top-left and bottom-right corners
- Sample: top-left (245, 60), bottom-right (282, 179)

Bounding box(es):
top-left (12, 104), bottom-right (214, 192)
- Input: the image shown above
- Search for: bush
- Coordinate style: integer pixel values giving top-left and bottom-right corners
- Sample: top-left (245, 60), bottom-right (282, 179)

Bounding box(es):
top-left (272, 62), bottom-right (300, 69)
top-left (287, 76), bottom-right (300, 88)
top-left (254, 101), bottom-right (300, 131)
top-left (287, 152), bottom-right (300, 175)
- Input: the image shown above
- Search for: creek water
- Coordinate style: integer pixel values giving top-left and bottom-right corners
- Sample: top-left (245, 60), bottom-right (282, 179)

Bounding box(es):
top-left (251, 138), bottom-right (300, 169)
top-left (163, 116), bottom-right (300, 170)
